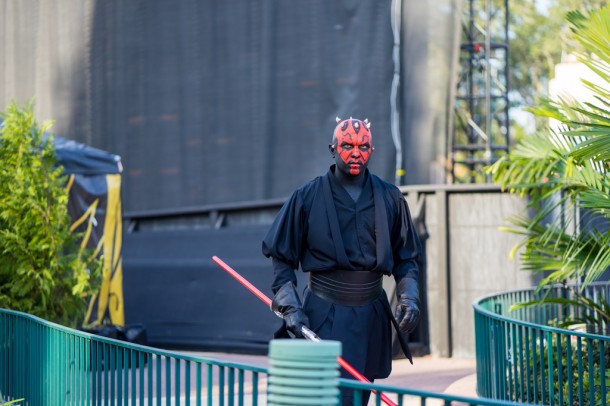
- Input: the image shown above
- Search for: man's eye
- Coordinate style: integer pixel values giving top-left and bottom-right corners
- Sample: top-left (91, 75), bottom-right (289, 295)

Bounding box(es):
top-left (342, 144), bottom-right (353, 150)
top-left (360, 145), bottom-right (370, 151)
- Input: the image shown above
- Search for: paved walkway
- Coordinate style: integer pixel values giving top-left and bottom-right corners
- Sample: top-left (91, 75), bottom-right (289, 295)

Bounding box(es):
top-left (380, 355), bottom-right (477, 397)
top-left (187, 352), bottom-right (479, 404)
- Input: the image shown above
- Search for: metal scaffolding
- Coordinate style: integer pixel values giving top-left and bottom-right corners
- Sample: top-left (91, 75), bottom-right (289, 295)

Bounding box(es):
top-left (450, 0), bottom-right (510, 183)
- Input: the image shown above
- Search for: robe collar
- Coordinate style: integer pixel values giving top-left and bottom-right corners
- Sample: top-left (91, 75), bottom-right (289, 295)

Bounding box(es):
top-left (323, 165), bottom-right (392, 272)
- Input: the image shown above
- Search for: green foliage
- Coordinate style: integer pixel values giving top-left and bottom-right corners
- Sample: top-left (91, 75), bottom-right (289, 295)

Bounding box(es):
top-left (490, 5), bottom-right (610, 335)
top-left (509, 0), bottom-right (607, 110)
top-left (0, 398), bottom-right (25, 406)
top-left (510, 295), bottom-right (610, 330)
top-left (510, 333), bottom-right (610, 405)
top-left (0, 102), bottom-right (100, 326)
top-left (489, 8), bottom-right (610, 402)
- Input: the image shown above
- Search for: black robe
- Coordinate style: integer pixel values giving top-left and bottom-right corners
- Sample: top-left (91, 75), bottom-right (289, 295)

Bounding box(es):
top-left (262, 165), bottom-right (422, 380)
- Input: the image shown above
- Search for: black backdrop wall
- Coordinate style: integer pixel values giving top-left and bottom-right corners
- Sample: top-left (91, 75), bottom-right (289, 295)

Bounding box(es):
top-left (1, 0), bottom-right (462, 352)
top-left (0, 0), bottom-right (461, 214)
top-left (89, 1), bottom-right (396, 212)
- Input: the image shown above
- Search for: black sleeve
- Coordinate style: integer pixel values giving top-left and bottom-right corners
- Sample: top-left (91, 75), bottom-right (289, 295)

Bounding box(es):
top-left (262, 190), bottom-right (305, 293)
top-left (270, 258), bottom-right (298, 294)
top-left (391, 191), bottom-right (423, 283)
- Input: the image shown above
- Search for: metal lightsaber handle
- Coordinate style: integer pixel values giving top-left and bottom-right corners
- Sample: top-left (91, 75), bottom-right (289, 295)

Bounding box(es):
top-left (211, 255), bottom-right (397, 406)
top-left (300, 325), bottom-right (321, 342)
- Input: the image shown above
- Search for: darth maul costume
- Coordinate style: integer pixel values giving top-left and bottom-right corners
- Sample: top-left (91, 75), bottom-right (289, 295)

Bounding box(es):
top-left (262, 117), bottom-right (423, 404)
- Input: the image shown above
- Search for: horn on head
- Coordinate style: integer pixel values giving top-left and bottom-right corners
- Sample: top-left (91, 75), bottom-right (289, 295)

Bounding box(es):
top-left (364, 118), bottom-right (371, 129)
top-left (335, 116), bottom-right (342, 123)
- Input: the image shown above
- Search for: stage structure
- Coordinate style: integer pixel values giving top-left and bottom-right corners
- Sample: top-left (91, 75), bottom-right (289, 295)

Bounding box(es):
top-left (450, 0), bottom-right (510, 183)
top-left (1, 0), bottom-right (461, 354)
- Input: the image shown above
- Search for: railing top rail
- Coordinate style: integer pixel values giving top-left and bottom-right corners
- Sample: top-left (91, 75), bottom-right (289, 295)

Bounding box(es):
top-left (1, 306), bottom-right (548, 405)
top-left (339, 378), bottom-right (532, 405)
top-left (472, 282), bottom-right (610, 341)
top-left (0, 307), bottom-right (267, 372)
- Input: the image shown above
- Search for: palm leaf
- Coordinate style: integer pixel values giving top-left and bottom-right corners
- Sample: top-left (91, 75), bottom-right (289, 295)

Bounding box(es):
top-left (526, 97), bottom-right (569, 122)
top-left (496, 7), bottom-right (610, 330)
top-left (569, 134), bottom-right (610, 161)
top-left (568, 106), bottom-right (610, 126)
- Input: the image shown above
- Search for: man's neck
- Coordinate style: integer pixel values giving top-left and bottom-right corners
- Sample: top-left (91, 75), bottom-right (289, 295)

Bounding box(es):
top-left (332, 167), bottom-right (366, 201)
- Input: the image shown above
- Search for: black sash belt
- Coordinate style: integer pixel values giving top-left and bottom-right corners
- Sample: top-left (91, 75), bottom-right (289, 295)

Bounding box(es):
top-left (308, 270), bottom-right (383, 306)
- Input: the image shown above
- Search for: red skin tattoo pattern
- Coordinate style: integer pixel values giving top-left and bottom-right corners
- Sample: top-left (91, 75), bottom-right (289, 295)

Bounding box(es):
top-left (336, 119), bottom-right (372, 176)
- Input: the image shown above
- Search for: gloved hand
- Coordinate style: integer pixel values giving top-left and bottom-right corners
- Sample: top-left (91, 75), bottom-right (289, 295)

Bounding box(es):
top-left (271, 281), bottom-right (310, 338)
top-left (394, 277), bottom-right (420, 336)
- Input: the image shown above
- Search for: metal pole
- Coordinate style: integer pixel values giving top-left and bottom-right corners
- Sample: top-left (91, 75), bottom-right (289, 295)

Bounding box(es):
top-left (485, 0), bottom-right (493, 182)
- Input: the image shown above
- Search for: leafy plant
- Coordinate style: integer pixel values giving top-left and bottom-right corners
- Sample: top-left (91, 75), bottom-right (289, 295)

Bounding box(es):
top-left (0, 390), bottom-right (24, 405)
top-left (489, 5), bottom-right (610, 333)
top-left (509, 0), bottom-right (607, 110)
top-left (0, 102), bottom-right (101, 326)
top-left (0, 398), bottom-right (25, 406)
top-left (510, 293), bottom-right (610, 332)
top-left (509, 332), bottom-right (610, 406)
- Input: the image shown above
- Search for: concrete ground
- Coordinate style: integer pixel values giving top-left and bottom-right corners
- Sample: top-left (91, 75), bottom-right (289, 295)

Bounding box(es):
top-left (187, 351), bottom-right (479, 404)
top-left (379, 355), bottom-right (477, 397)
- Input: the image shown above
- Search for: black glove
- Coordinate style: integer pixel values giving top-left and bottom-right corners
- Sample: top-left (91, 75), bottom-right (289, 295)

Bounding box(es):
top-left (394, 277), bottom-right (420, 336)
top-left (271, 282), bottom-right (310, 338)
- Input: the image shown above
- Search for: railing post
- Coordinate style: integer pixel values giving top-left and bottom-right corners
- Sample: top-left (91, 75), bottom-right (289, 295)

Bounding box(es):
top-left (267, 339), bottom-right (341, 405)
top-left (546, 331), bottom-right (554, 406)
top-left (491, 303), bottom-right (506, 400)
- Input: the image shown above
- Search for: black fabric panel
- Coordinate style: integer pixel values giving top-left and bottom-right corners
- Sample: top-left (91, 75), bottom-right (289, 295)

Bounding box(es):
top-left (50, 135), bottom-right (121, 175)
top-left (122, 226), bottom-right (308, 353)
top-left (87, 0), bottom-right (394, 213)
top-left (66, 174), bottom-right (109, 250)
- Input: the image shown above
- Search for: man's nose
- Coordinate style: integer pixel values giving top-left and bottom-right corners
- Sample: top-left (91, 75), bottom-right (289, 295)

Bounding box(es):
top-left (351, 148), bottom-right (361, 157)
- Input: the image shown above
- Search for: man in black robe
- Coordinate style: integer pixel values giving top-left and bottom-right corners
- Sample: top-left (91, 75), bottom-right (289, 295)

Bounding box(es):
top-left (262, 117), bottom-right (422, 405)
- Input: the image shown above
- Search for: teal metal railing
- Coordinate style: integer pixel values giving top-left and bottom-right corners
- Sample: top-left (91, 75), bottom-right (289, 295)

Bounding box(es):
top-left (0, 308), bottom-right (266, 405)
top-left (1, 307), bottom-right (528, 406)
top-left (474, 283), bottom-right (610, 406)
top-left (341, 379), bottom-right (529, 406)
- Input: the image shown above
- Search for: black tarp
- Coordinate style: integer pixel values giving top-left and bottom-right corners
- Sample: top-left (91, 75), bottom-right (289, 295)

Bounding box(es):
top-left (50, 137), bottom-right (125, 328)
top-left (0, 0), bottom-right (461, 212)
top-left (86, 0), bottom-right (397, 213)
top-left (121, 226), bottom-right (303, 352)
top-left (50, 135), bottom-right (122, 176)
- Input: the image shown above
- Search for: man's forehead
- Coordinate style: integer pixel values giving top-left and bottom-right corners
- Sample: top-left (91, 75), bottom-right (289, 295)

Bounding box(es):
top-left (337, 133), bottom-right (371, 144)
top-left (334, 118), bottom-right (372, 142)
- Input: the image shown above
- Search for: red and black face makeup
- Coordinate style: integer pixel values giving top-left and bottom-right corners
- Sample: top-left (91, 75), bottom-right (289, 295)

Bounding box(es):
top-left (333, 118), bottom-right (373, 176)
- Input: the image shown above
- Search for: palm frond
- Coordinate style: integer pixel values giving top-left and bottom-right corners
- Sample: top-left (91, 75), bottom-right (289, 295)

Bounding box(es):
top-left (568, 106), bottom-right (610, 127)
top-left (495, 6), bottom-right (610, 308)
top-left (569, 6), bottom-right (610, 64)
top-left (525, 97), bottom-right (569, 122)
top-left (488, 130), bottom-right (569, 196)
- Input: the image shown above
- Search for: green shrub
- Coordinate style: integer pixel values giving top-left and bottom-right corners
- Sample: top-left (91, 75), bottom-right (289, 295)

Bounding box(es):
top-left (511, 334), bottom-right (610, 406)
top-left (490, 4), bottom-right (610, 328)
top-left (0, 102), bottom-right (100, 326)
top-left (488, 5), bottom-right (610, 403)
top-left (0, 397), bottom-right (25, 406)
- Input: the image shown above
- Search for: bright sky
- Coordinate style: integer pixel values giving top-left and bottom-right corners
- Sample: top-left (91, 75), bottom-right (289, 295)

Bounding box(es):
top-left (535, 0), bottom-right (552, 15)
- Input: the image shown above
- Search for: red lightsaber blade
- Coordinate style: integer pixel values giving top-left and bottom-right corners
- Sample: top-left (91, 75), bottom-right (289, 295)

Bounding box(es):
top-left (211, 255), bottom-right (397, 406)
